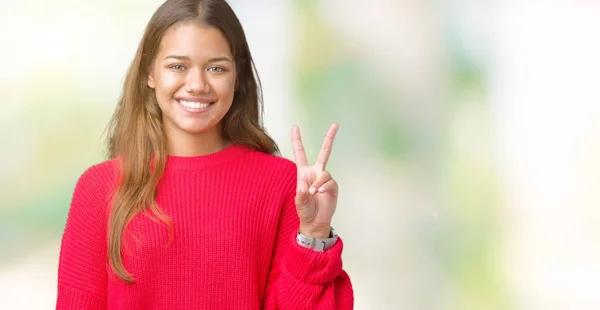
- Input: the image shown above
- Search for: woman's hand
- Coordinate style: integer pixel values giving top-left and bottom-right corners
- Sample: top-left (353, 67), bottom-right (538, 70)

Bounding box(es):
top-left (292, 123), bottom-right (339, 239)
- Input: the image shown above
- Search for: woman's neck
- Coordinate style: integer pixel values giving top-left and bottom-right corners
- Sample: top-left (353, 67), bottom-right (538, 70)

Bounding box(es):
top-left (166, 128), bottom-right (232, 157)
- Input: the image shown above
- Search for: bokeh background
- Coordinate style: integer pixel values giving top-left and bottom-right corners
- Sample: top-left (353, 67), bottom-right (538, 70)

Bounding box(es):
top-left (1, 0), bottom-right (599, 309)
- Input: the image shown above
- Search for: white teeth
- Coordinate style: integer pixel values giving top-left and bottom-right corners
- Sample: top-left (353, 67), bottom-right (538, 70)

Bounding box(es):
top-left (179, 100), bottom-right (210, 109)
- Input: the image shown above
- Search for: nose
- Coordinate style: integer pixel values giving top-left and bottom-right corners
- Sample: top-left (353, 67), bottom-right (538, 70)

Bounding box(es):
top-left (184, 68), bottom-right (210, 94)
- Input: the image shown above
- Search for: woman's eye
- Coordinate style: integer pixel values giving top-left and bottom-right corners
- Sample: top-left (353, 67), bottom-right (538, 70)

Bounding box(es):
top-left (208, 67), bottom-right (225, 72)
top-left (170, 65), bottom-right (186, 70)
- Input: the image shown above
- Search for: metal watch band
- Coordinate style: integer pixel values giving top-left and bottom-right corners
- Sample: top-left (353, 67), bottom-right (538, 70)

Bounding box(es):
top-left (296, 227), bottom-right (338, 252)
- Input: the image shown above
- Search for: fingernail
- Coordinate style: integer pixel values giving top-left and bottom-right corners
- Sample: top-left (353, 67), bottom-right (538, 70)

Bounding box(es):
top-left (318, 186), bottom-right (325, 193)
top-left (309, 187), bottom-right (317, 195)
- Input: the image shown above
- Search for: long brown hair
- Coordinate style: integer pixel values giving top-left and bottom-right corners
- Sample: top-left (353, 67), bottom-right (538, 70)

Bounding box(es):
top-left (104, 0), bottom-right (278, 283)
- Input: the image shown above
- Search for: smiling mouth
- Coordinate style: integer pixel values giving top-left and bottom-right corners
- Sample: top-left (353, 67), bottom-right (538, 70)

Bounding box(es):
top-left (178, 99), bottom-right (214, 109)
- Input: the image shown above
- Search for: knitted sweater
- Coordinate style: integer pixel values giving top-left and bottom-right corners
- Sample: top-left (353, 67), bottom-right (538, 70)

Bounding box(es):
top-left (56, 144), bottom-right (354, 309)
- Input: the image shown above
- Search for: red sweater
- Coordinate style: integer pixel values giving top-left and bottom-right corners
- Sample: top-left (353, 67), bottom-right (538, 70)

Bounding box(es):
top-left (56, 144), bottom-right (353, 309)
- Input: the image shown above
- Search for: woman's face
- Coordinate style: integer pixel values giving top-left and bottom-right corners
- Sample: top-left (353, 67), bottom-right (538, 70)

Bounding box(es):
top-left (148, 21), bottom-right (236, 142)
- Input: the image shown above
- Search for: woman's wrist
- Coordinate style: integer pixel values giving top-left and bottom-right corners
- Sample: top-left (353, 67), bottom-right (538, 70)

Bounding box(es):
top-left (299, 224), bottom-right (331, 239)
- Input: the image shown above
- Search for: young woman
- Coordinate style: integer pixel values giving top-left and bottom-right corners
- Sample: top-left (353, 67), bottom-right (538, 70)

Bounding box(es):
top-left (56, 0), bottom-right (353, 309)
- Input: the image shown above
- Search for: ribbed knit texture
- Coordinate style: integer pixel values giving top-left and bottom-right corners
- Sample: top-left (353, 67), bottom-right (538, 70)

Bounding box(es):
top-left (56, 144), bottom-right (354, 309)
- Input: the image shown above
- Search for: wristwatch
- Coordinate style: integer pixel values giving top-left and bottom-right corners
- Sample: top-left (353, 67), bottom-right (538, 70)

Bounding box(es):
top-left (296, 227), bottom-right (338, 252)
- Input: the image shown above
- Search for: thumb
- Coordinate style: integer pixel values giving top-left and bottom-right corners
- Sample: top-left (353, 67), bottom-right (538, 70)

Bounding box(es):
top-left (295, 181), bottom-right (310, 207)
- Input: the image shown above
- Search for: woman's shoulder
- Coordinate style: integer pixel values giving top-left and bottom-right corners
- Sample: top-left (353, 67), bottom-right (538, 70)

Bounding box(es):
top-left (78, 158), bottom-right (119, 182)
top-left (244, 148), bottom-right (296, 174)
top-left (73, 159), bottom-right (120, 197)
top-left (242, 149), bottom-right (297, 194)
top-left (67, 159), bottom-right (119, 220)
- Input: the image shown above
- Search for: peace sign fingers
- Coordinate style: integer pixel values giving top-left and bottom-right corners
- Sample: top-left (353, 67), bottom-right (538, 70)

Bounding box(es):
top-left (291, 123), bottom-right (339, 170)
top-left (291, 125), bottom-right (308, 167)
top-left (314, 123), bottom-right (339, 171)
top-left (291, 123), bottom-right (340, 235)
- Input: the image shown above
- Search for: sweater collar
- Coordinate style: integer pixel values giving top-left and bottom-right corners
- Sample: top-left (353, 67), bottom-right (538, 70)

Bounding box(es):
top-left (165, 143), bottom-right (250, 171)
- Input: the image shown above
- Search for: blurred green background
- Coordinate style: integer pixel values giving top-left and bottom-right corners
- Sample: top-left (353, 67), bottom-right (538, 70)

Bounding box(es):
top-left (1, 0), bottom-right (600, 309)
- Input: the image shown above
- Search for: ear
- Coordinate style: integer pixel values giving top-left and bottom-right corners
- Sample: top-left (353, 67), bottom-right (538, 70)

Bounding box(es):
top-left (147, 71), bottom-right (156, 89)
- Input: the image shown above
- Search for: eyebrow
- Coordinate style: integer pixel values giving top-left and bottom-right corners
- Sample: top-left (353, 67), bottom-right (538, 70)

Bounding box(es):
top-left (163, 55), bottom-right (232, 63)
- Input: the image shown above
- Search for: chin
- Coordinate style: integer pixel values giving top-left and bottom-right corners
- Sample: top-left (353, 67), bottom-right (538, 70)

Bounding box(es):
top-left (178, 122), bottom-right (220, 135)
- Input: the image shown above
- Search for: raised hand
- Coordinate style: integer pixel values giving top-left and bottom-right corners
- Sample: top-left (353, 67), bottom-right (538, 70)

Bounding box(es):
top-left (292, 123), bottom-right (339, 239)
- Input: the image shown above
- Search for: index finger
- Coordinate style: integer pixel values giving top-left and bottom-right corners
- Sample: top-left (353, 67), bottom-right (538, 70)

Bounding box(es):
top-left (291, 125), bottom-right (308, 167)
top-left (315, 123), bottom-right (339, 171)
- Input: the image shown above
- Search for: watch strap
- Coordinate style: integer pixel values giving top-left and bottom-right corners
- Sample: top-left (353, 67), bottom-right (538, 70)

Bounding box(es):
top-left (296, 227), bottom-right (338, 252)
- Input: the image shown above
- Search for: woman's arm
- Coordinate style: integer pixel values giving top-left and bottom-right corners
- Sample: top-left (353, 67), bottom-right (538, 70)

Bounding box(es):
top-left (262, 158), bottom-right (354, 309)
top-left (56, 162), bottom-right (115, 310)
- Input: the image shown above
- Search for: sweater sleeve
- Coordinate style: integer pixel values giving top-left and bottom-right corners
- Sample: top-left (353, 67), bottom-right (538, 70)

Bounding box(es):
top-left (56, 162), bottom-right (116, 310)
top-left (262, 163), bottom-right (354, 309)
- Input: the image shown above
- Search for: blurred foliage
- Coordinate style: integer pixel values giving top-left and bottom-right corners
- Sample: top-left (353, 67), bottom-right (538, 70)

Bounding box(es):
top-left (293, 0), bottom-right (411, 162)
top-left (292, 0), bottom-right (509, 308)
top-left (441, 23), bottom-right (510, 309)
